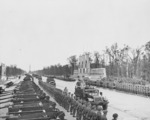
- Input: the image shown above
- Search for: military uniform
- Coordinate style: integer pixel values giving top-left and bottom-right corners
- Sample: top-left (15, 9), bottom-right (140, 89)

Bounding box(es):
top-left (70, 95), bottom-right (76, 114)
top-left (84, 106), bottom-right (91, 120)
top-left (76, 102), bottom-right (82, 120)
top-left (72, 99), bottom-right (78, 117)
top-left (66, 93), bottom-right (71, 112)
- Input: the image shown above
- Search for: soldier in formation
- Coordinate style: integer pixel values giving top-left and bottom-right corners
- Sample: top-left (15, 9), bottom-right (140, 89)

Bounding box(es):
top-left (45, 84), bottom-right (118, 120)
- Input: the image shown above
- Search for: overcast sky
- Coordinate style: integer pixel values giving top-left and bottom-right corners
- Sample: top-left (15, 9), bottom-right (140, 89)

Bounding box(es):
top-left (0, 0), bottom-right (150, 71)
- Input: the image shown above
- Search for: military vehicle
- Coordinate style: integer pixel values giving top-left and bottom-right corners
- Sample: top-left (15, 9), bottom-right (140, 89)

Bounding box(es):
top-left (0, 75), bottom-right (65, 120)
top-left (46, 77), bottom-right (56, 87)
top-left (74, 80), bottom-right (109, 110)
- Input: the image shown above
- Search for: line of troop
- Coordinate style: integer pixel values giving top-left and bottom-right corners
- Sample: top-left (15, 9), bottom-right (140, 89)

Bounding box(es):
top-left (86, 80), bottom-right (150, 97)
top-left (39, 80), bottom-right (118, 120)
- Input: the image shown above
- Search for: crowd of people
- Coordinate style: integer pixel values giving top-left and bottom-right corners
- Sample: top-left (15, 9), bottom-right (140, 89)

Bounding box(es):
top-left (39, 80), bottom-right (118, 120)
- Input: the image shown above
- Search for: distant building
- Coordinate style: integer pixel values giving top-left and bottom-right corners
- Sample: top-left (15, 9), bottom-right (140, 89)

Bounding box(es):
top-left (74, 53), bottom-right (106, 81)
top-left (78, 54), bottom-right (91, 77)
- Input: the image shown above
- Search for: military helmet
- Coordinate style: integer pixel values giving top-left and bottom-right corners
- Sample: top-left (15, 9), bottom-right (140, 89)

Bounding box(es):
top-left (113, 113), bottom-right (118, 118)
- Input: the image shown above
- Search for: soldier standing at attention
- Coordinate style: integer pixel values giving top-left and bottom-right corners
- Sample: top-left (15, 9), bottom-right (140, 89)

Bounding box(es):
top-left (63, 87), bottom-right (68, 95)
top-left (66, 92), bottom-right (71, 112)
top-left (82, 103), bottom-right (87, 120)
top-left (76, 100), bottom-right (82, 119)
top-left (70, 94), bottom-right (74, 114)
top-left (85, 105), bottom-right (92, 120)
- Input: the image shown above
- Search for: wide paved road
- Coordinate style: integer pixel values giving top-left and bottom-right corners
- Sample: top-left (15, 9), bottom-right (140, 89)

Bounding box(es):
top-left (54, 78), bottom-right (150, 120)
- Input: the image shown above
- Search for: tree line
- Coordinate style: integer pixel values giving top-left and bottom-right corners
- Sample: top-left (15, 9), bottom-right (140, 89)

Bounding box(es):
top-left (35, 64), bottom-right (72, 77)
top-left (35, 41), bottom-right (150, 81)
top-left (6, 65), bottom-right (25, 77)
top-left (82, 41), bottom-right (150, 81)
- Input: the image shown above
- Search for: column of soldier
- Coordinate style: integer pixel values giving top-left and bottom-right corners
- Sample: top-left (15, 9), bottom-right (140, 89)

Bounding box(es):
top-left (39, 81), bottom-right (119, 120)
top-left (55, 90), bottom-right (108, 120)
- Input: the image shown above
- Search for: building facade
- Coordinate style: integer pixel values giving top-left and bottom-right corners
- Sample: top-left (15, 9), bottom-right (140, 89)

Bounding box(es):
top-left (78, 54), bottom-right (91, 77)
top-left (74, 53), bottom-right (106, 80)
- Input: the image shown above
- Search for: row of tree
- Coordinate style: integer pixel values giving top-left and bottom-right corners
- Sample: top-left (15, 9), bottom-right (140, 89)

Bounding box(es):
top-left (35, 64), bottom-right (72, 77)
top-left (5, 65), bottom-right (25, 77)
top-left (35, 41), bottom-right (150, 81)
top-left (78, 41), bottom-right (150, 81)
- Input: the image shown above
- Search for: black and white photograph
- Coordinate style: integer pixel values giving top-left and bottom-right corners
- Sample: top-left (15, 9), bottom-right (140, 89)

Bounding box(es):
top-left (0, 0), bottom-right (150, 120)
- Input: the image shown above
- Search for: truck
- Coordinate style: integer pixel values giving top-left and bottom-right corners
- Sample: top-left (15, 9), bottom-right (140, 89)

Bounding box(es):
top-left (74, 80), bottom-right (109, 110)
top-left (46, 76), bottom-right (56, 87)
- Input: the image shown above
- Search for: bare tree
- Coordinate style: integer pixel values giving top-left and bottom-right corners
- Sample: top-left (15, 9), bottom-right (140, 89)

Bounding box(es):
top-left (116, 45), bottom-right (130, 77)
top-left (145, 41), bottom-right (150, 61)
top-left (68, 55), bottom-right (78, 75)
top-left (143, 41), bottom-right (150, 80)
top-left (128, 46), bottom-right (144, 78)
top-left (105, 43), bottom-right (119, 76)
top-left (105, 43), bottom-right (130, 77)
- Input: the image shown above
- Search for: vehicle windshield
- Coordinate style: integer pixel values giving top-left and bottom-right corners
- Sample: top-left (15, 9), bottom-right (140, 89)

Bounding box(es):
top-left (89, 92), bottom-right (99, 96)
top-left (94, 96), bottom-right (103, 102)
top-left (85, 89), bottom-right (99, 96)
